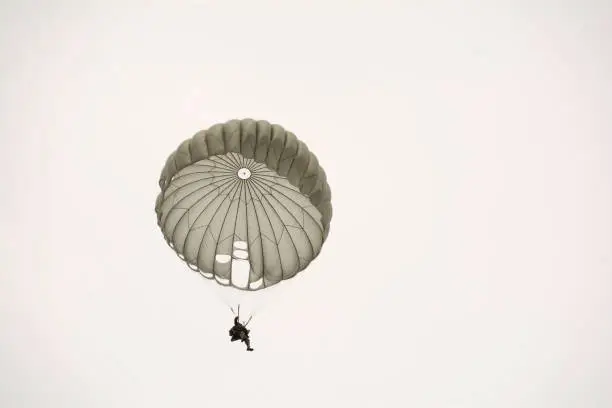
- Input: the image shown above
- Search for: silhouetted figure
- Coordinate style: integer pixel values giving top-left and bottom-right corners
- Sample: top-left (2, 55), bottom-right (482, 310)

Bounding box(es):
top-left (229, 315), bottom-right (254, 351)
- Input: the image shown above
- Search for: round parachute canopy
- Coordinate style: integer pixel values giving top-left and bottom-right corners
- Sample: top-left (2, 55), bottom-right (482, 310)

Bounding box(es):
top-left (155, 119), bottom-right (332, 291)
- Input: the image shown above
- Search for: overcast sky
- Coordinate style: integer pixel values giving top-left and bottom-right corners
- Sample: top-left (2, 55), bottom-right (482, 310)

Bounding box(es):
top-left (2, 1), bottom-right (611, 407)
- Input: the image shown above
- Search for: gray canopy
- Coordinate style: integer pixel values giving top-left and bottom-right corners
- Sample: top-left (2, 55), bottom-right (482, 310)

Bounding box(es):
top-left (155, 119), bottom-right (332, 291)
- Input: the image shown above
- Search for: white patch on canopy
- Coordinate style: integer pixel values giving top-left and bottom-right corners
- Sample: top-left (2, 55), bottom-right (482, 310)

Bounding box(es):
top-left (233, 241), bottom-right (248, 250)
top-left (230, 258), bottom-right (250, 289)
top-left (215, 254), bottom-right (231, 264)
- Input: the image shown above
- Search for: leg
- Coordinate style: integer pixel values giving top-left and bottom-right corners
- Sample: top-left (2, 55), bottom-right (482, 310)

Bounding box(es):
top-left (244, 337), bottom-right (254, 351)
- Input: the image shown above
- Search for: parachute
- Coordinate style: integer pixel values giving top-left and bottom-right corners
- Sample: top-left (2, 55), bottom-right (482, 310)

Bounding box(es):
top-left (155, 119), bottom-right (332, 296)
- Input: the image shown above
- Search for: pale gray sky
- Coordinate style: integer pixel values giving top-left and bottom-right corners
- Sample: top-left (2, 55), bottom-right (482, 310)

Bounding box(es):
top-left (2, 1), bottom-right (611, 407)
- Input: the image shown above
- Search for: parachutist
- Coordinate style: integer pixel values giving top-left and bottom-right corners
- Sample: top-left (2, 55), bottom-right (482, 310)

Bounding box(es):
top-left (229, 315), bottom-right (254, 351)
